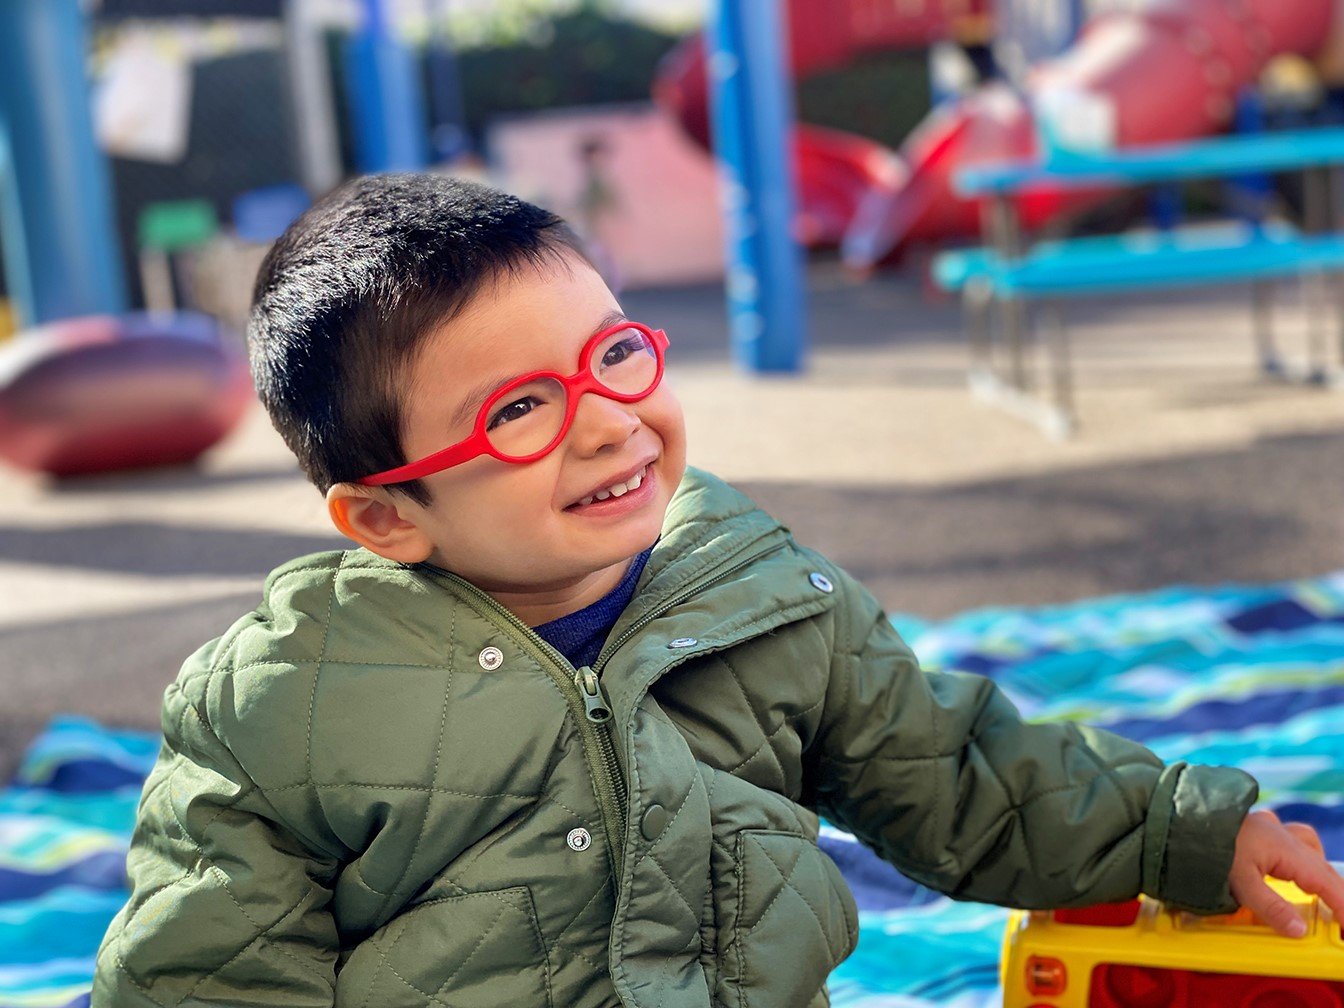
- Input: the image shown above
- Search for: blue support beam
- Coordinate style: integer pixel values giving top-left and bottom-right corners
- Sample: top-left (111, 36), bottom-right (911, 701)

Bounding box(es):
top-left (704, 0), bottom-right (807, 373)
top-left (344, 0), bottom-right (430, 173)
top-left (0, 0), bottom-right (127, 327)
top-left (1069, 0), bottom-right (1087, 40)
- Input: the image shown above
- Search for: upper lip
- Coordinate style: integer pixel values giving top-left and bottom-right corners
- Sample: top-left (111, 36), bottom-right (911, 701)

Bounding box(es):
top-left (565, 458), bottom-right (655, 508)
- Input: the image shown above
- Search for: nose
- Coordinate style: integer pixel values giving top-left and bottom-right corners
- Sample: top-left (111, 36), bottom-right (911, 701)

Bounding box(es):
top-left (567, 389), bottom-right (640, 456)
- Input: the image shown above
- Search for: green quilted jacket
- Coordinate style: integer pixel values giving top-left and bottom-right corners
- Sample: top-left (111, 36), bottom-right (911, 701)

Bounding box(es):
top-left (93, 468), bottom-right (1257, 1007)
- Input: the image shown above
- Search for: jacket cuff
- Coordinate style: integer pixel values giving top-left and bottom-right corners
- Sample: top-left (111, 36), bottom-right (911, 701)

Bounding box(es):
top-left (1141, 762), bottom-right (1258, 914)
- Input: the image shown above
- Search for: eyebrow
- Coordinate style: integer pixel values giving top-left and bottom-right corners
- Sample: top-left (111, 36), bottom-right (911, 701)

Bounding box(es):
top-left (444, 311), bottom-right (631, 431)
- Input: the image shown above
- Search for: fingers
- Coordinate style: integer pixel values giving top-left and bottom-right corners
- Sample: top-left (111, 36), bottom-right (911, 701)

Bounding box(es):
top-left (1231, 874), bottom-right (1307, 938)
top-left (1285, 822), bottom-right (1324, 854)
top-left (1279, 848), bottom-right (1344, 927)
top-left (1230, 811), bottom-right (1344, 936)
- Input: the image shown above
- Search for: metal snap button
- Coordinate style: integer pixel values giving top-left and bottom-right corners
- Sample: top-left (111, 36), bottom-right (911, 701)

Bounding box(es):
top-left (640, 804), bottom-right (669, 841)
top-left (478, 646), bottom-right (503, 671)
top-left (566, 827), bottom-right (592, 852)
top-left (808, 572), bottom-right (834, 594)
top-left (667, 637), bottom-right (698, 649)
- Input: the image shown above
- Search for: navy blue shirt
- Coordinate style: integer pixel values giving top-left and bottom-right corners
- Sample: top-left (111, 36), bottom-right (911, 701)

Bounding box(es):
top-left (533, 547), bottom-right (653, 668)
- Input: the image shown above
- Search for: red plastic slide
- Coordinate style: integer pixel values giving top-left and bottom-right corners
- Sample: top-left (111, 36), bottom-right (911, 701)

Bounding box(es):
top-left (653, 0), bottom-right (991, 246)
top-left (846, 0), bottom-right (1343, 266)
top-left (656, 0), bottom-right (1340, 266)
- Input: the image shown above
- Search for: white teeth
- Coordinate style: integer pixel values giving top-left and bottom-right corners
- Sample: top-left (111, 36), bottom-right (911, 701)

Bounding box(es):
top-left (574, 465), bottom-right (649, 508)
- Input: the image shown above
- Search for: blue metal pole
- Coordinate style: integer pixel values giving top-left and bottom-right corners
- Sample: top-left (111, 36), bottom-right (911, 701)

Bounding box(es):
top-left (704, 0), bottom-right (807, 373)
top-left (0, 0), bottom-right (127, 327)
top-left (1067, 0), bottom-right (1087, 43)
top-left (427, 0), bottom-right (471, 163)
top-left (344, 0), bottom-right (430, 173)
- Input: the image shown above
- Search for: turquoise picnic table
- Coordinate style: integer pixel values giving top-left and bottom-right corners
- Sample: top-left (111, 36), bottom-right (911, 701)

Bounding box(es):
top-left (939, 127), bottom-right (1344, 437)
top-left (957, 126), bottom-right (1344, 193)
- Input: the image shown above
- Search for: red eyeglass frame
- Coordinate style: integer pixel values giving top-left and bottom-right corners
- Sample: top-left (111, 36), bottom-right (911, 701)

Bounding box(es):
top-left (356, 321), bottom-right (669, 486)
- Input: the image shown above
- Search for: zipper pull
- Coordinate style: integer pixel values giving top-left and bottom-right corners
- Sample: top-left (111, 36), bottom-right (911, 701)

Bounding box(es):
top-left (575, 666), bottom-right (613, 723)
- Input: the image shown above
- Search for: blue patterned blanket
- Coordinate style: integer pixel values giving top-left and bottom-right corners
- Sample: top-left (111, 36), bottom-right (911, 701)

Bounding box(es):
top-left (5, 572), bottom-right (1343, 1007)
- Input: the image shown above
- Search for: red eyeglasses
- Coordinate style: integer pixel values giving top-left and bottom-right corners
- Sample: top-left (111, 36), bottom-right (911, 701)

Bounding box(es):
top-left (357, 321), bottom-right (669, 486)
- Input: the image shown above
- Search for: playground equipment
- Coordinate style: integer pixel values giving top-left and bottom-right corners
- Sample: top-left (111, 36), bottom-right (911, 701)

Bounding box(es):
top-left (0, 0), bottom-right (126, 325)
top-left (847, 0), bottom-right (1344, 267)
top-left (0, 1), bottom-right (316, 477)
top-left (0, 1), bottom-right (254, 478)
top-left (701, 1), bottom-right (809, 373)
top-left (0, 312), bottom-right (252, 477)
top-left (657, 0), bottom-right (1344, 267)
top-left (655, 0), bottom-right (993, 247)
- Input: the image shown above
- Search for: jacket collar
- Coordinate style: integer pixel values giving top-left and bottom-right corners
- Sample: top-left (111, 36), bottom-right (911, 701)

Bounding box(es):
top-left (589, 468), bottom-right (836, 720)
top-left (616, 467), bottom-right (789, 628)
top-left (405, 468), bottom-right (826, 715)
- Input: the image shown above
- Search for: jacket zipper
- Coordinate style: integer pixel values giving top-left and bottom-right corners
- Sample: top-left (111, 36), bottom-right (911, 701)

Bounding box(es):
top-left (574, 664), bottom-right (625, 845)
top-left (421, 570), bottom-right (630, 878)
top-left (424, 534), bottom-right (784, 884)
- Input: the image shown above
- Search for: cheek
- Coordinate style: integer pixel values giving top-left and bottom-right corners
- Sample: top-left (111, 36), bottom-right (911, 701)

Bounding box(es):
top-left (645, 390), bottom-right (686, 451)
top-left (428, 468), bottom-right (552, 537)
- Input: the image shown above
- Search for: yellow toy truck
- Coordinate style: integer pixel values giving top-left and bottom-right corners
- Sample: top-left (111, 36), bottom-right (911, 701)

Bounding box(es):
top-left (1001, 876), bottom-right (1344, 1007)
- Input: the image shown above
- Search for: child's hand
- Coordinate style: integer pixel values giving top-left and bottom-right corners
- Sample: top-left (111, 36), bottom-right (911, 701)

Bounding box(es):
top-left (1227, 808), bottom-right (1344, 938)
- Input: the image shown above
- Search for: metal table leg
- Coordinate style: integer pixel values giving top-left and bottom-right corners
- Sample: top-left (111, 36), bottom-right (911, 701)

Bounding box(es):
top-left (1303, 167), bottom-right (1331, 382)
top-left (1042, 300), bottom-right (1076, 438)
top-left (988, 193), bottom-right (1030, 392)
top-left (1250, 282), bottom-right (1279, 375)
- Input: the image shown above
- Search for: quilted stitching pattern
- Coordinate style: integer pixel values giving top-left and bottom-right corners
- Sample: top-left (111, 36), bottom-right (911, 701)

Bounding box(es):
top-left (738, 835), bottom-right (853, 964)
top-left (370, 889), bottom-right (550, 1005)
top-left (716, 831), bottom-right (856, 1008)
top-left (105, 552), bottom-right (618, 1006)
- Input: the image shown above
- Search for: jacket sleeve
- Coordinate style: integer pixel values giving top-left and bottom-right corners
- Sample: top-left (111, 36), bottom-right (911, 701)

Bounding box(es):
top-left (804, 568), bottom-right (1258, 914)
top-left (93, 651), bottom-right (341, 1006)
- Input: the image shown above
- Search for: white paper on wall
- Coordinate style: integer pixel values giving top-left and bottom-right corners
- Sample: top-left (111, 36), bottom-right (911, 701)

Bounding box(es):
top-left (94, 32), bottom-right (193, 164)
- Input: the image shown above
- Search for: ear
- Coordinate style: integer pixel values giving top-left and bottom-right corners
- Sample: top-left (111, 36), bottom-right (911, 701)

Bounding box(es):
top-left (325, 483), bottom-right (435, 564)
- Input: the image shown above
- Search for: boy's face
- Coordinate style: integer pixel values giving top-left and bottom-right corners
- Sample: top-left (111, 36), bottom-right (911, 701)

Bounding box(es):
top-left (390, 253), bottom-right (687, 599)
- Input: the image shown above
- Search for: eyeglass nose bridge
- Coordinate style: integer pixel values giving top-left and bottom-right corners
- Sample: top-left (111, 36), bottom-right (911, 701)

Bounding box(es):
top-left (540, 362), bottom-right (655, 459)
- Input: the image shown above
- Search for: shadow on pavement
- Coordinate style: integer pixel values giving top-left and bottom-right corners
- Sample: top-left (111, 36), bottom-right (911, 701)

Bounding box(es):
top-left (733, 427), bottom-right (1344, 619)
top-left (0, 523), bottom-right (346, 577)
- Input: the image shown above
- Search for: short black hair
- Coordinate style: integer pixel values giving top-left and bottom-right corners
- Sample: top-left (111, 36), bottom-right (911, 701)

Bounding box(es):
top-left (247, 173), bottom-right (589, 505)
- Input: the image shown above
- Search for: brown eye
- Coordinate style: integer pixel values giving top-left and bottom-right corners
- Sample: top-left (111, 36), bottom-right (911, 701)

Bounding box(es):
top-left (486, 396), bottom-right (539, 430)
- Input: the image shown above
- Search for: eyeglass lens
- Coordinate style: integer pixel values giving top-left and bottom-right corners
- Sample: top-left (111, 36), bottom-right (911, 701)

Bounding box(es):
top-left (483, 327), bottom-right (660, 459)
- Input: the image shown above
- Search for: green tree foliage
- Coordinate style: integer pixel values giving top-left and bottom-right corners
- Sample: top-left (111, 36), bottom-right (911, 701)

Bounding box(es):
top-left (456, 8), bottom-right (680, 142)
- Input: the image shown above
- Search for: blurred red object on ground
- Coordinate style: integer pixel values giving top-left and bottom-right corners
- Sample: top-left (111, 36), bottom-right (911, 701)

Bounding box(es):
top-left (0, 312), bottom-right (253, 477)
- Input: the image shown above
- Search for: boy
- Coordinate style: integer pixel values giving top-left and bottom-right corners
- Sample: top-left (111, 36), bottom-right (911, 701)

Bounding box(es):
top-left (94, 174), bottom-right (1344, 1007)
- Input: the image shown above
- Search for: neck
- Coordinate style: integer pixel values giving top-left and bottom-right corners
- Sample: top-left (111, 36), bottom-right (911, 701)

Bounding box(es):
top-left (484, 557), bottom-right (634, 627)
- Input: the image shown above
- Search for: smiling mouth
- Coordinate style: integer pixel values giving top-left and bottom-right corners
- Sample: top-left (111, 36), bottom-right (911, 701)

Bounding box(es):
top-left (566, 463), bottom-right (652, 510)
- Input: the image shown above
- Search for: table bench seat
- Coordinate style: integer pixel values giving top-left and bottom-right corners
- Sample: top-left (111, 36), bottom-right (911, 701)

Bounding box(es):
top-left (946, 129), bottom-right (1344, 437)
top-left (931, 221), bottom-right (1344, 437)
top-left (931, 224), bottom-right (1344, 298)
